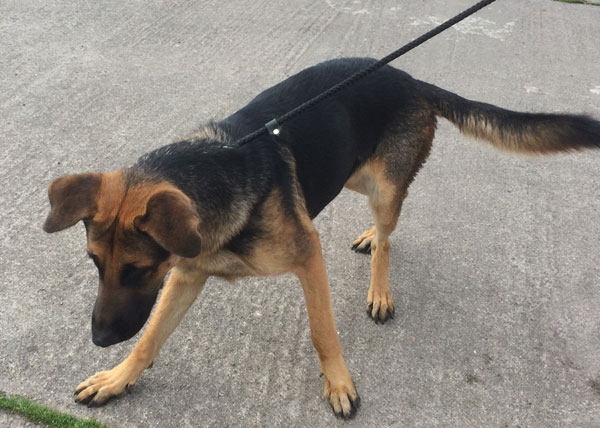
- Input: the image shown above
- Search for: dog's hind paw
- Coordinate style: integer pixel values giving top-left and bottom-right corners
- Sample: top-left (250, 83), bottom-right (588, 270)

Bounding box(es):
top-left (74, 360), bottom-right (143, 407)
top-left (351, 226), bottom-right (375, 254)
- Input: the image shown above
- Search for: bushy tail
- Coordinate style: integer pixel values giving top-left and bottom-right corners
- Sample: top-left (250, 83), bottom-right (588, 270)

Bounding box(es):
top-left (421, 82), bottom-right (600, 153)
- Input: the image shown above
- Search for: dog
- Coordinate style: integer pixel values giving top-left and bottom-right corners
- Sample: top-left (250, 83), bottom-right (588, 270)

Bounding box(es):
top-left (43, 57), bottom-right (600, 418)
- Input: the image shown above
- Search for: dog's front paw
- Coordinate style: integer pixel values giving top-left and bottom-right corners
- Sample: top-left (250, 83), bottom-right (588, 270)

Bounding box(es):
top-left (74, 361), bottom-right (143, 407)
top-left (323, 374), bottom-right (360, 419)
top-left (320, 358), bottom-right (360, 419)
top-left (367, 286), bottom-right (395, 324)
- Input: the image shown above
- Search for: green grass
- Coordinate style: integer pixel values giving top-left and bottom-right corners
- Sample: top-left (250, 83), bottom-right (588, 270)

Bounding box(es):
top-left (553, 0), bottom-right (600, 5)
top-left (0, 393), bottom-right (107, 428)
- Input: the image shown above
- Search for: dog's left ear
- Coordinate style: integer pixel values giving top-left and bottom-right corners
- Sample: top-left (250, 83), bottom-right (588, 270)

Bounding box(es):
top-left (134, 189), bottom-right (203, 258)
top-left (43, 173), bottom-right (102, 233)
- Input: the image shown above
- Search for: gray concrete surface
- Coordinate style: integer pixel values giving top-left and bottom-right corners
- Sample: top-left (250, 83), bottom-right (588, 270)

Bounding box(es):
top-left (0, 412), bottom-right (42, 428)
top-left (1, 0), bottom-right (600, 427)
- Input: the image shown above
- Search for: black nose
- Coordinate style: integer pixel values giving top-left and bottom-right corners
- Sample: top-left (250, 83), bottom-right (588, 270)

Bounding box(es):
top-left (92, 321), bottom-right (130, 347)
top-left (92, 331), bottom-right (117, 347)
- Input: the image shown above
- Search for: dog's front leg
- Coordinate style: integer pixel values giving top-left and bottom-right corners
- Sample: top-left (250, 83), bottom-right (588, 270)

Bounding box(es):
top-left (294, 230), bottom-right (360, 419)
top-left (75, 268), bottom-right (207, 406)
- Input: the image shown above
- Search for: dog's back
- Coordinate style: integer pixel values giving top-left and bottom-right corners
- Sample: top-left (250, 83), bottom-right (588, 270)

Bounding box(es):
top-left (221, 58), bottom-right (427, 217)
top-left (221, 57), bottom-right (600, 219)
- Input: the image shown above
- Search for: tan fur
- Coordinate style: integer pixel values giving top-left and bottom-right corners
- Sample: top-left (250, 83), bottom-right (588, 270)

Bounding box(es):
top-left (293, 227), bottom-right (358, 416)
top-left (172, 188), bottom-right (306, 280)
top-left (461, 116), bottom-right (526, 152)
top-left (117, 181), bottom-right (176, 228)
top-left (346, 158), bottom-right (410, 321)
top-left (92, 171), bottom-right (127, 228)
top-left (351, 226), bottom-right (376, 252)
top-left (458, 114), bottom-right (581, 154)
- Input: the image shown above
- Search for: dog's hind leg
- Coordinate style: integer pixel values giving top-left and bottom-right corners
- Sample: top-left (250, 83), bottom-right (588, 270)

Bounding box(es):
top-left (346, 111), bottom-right (435, 323)
top-left (350, 189), bottom-right (407, 254)
top-left (366, 166), bottom-right (407, 323)
top-left (345, 159), bottom-right (407, 323)
top-left (75, 268), bottom-right (207, 406)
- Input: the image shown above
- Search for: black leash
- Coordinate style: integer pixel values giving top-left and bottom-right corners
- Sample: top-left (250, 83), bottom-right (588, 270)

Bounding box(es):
top-left (237, 0), bottom-right (497, 146)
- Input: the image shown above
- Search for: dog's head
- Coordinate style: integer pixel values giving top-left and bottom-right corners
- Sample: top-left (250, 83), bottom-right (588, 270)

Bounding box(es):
top-left (43, 171), bottom-right (203, 347)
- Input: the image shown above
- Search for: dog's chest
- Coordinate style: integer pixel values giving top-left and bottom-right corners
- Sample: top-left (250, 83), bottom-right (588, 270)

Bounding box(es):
top-left (184, 250), bottom-right (259, 282)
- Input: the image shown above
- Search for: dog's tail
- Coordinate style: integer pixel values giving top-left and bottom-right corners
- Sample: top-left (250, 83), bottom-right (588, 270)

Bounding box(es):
top-left (421, 81), bottom-right (600, 153)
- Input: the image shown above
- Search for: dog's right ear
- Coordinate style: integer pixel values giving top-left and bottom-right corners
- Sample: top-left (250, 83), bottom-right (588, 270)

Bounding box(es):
top-left (43, 173), bottom-right (102, 233)
top-left (134, 189), bottom-right (203, 258)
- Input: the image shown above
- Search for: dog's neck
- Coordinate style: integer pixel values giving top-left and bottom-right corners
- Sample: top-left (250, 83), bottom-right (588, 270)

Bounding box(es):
top-left (127, 135), bottom-right (289, 253)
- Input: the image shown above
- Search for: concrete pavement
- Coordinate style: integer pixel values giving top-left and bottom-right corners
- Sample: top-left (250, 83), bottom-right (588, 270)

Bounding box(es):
top-left (1, 0), bottom-right (599, 426)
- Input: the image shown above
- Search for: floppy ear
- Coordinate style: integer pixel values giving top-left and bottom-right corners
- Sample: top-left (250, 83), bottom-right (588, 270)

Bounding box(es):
top-left (43, 173), bottom-right (102, 233)
top-left (134, 190), bottom-right (203, 258)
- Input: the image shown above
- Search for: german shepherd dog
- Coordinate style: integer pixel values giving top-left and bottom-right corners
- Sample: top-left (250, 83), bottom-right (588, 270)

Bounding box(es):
top-left (44, 58), bottom-right (600, 418)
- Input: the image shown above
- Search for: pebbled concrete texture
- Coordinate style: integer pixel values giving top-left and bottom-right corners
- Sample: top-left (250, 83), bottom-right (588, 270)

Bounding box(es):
top-left (0, 412), bottom-right (42, 428)
top-left (1, 0), bottom-right (599, 427)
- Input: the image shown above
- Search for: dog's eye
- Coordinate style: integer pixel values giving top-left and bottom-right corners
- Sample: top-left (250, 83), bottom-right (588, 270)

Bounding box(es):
top-left (121, 264), bottom-right (155, 287)
top-left (87, 253), bottom-right (104, 280)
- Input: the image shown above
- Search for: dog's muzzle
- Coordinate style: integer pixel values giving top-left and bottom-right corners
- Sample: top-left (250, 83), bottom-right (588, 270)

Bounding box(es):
top-left (91, 292), bottom-right (157, 347)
